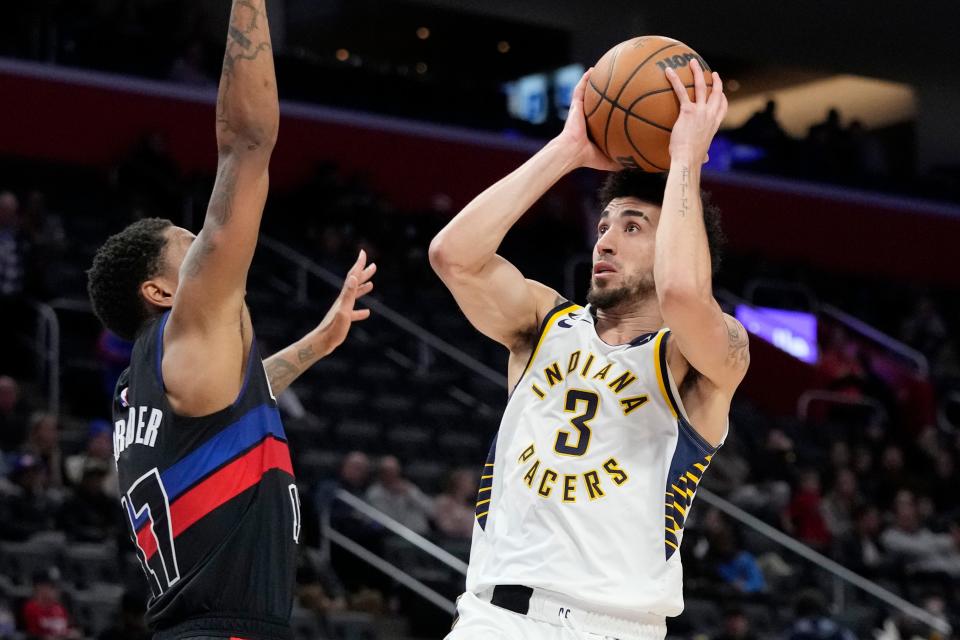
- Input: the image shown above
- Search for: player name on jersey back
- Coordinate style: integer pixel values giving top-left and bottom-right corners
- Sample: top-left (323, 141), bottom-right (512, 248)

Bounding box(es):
top-left (113, 403), bottom-right (163, 458)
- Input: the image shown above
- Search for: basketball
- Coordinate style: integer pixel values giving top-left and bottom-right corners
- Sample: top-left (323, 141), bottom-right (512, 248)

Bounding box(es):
top-left (584, 35), bottom-right (713, 172)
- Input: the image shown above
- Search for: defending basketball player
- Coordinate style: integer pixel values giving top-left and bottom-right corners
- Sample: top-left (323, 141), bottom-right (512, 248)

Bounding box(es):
top-left (86, 2), bottom-right (374, 639)
top-left (430, 59), bottom-right (748, 639)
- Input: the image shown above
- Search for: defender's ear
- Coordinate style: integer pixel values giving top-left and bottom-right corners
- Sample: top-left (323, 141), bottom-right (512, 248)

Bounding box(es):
top-left (140, 277), bottom-right (175, 309)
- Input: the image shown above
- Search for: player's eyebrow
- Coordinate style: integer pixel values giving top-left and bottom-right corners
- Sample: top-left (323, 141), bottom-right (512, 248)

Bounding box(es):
top-left (621, 209), bottom-right (648, 220)
top-left (600, 209), bottom-right (648, 221)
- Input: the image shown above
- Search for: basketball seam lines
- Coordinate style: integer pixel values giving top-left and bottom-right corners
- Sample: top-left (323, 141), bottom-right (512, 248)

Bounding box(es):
top-left (594, 91), bottom-right (674, 131)
top-left (584, 44), bottom-right (623, 122)
top-left (603, 42), bottom-right (682, 154)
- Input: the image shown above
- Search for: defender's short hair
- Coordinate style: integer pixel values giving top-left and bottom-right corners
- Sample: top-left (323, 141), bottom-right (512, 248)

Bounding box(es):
top-left (87, 218), bottom-right (173, 340)
top-left (598, 169), bottom-right (726, 275)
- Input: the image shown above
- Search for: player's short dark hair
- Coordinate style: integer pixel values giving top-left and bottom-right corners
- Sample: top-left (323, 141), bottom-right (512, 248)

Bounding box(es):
top-left (87, 218), bottom-right (173, 340)
top-left (598, 169), bottom-right (725, 275)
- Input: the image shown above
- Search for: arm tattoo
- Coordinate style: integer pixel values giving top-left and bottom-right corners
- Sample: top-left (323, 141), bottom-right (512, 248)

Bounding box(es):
top-left (679, 165), bottom-right (690, 218)
top-left (181, 159), bottom-right (238, 278)
top-left (264, 355), bottom-right (299, 392)
top-left (297, 345), bottom-right (315, 364)
top-left (724, 316), bottom-right (750, 369)
top-left (218, 0), bottom-right (274, 141)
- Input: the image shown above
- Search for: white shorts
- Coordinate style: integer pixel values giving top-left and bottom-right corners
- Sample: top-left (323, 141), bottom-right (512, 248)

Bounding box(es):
top-left (445, 590), bottom-right (667, 640)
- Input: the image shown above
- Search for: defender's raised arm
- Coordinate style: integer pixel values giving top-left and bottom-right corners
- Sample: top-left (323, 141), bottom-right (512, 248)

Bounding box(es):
top-left (164, 0), bottom-right (279, 415)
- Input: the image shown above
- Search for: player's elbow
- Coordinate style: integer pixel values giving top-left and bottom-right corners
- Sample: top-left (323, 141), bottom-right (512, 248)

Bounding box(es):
top-left (429, 234), bottom-right (459, 276)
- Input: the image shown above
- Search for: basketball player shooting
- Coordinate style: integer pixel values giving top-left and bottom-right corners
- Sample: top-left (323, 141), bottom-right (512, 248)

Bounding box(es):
top-left (430, 59), bottom-right (748, 639)
top-left (86, 2), bottom-right (374, 638)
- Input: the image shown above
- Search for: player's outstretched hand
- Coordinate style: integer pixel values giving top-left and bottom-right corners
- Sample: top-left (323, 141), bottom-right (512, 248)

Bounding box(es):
top-left (309, 249), bottom-right (376, 357)
top-left (556, 68), bottom-right (621, 172)
top-left (664, 59), bottom-right (727, 166)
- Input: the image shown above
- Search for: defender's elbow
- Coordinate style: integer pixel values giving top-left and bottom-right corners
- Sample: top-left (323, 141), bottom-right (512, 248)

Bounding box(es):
top-left (428, 234), bottom-right (455, 275)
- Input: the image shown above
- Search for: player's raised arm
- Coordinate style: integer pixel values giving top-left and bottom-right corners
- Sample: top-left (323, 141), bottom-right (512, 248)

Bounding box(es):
top-left (174, 0), bottom-right (277, 320)
top-left (655, 60), bottom-right (748, 443)
top-left (429, 70), bottom-right (618, 356)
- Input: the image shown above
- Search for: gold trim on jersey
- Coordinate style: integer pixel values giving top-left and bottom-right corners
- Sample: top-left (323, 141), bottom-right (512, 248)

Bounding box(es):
top-left (653, 329), bottom-right (678, 419)
top-left (519, 303), bottom-right (582, 382)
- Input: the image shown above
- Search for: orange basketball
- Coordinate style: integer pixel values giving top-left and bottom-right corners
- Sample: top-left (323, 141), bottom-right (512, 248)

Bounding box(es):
top-left (584, 36), bottom-right (712, 172)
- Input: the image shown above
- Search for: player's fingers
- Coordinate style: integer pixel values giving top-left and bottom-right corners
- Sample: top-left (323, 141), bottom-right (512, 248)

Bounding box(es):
top-left (351, 308), bottom-right (371, 322)
top-left (691, 59), bottom-right (706, 104)
top-left (360, 262), bottom-right (377, 282)
top-left (664, 67), bottom-right (690, 105)
top-left (708, 72), bottom-right (723, 108)
top-left (347, 249), bottom-right (366, 278)
top-left (573, 68), bottom-right (592, 102)
top-left (356, 281), bottom-right (374, 298)
top-left (340, 274), bottom-right (360, 301)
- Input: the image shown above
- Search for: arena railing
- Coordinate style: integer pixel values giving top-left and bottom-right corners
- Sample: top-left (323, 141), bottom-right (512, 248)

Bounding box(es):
top-left (262, 237), bottom-right (950, 635)
top-left (323, 489), bottom-right (465, 616)
top-left (797, 390), bottom-right (888, 424)
top-left (31, 301), bottom-right (61, 415)
top-left (743, 277), bottom-right (929, 377)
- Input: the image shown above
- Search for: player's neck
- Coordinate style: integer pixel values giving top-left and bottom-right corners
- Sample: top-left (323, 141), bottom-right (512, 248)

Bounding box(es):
top-left (593, 299), bottom-right (663, 344)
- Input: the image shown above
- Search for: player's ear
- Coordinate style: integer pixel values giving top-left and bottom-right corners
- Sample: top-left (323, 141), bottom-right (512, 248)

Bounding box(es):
top-left (141, 277), bottom-right (175, 309)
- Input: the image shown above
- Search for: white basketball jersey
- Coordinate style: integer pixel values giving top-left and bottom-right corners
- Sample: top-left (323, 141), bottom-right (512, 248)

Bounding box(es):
top-left (466, 302), bottom-right (725, 619)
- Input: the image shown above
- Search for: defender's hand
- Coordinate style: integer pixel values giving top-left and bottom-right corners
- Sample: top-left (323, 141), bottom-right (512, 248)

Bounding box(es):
top-left (308, 250), bottom-right (376, 357)
top-left (555, 68), bottom-right (621, 172)
top-left (665, 59), bottom-right (727, 166)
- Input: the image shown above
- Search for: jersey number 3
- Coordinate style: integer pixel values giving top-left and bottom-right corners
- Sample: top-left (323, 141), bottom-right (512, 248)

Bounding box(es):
top-left (554, 389), bottom-right (599, 457)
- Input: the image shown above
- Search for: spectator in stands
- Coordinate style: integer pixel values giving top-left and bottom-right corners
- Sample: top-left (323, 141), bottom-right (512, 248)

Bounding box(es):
top-left (821, 468), bottom-right (861, 539)
top-left (0, 191), bottom-right (25, 297)
top-left (874, 445), bottom-right (911, 508)
top-left (735, 428), bottom-right (794, 521)
top-left (297, 548), bottom-right (347, 632)
top-left (0, 597), bottom-right (19, 640)
top-left (58, 460), bottom-right (120, 542)
top-left (740, 100), bottom-right (786, 144)
top-left (97, 591), bottom-right (149, 640)
top-left (336, 451), bottom-right (370, 497)
top-left (23, 412), bottom-right (64, 489)
top-left (0, 375), bottom-right (29, 452)
top-left (712, 605), bottom-right (758, 640)
top-left (433, 468), bottom-right (478, 539)
top-left (837, 505), bottom-right (887, 578)
top-left (710, 527), bottom-right (767, 595)
top-left (786, 589), bottom-right (856, 640)
top-left (21, 567), bottom-right (81, 640)
top-left (0, 598), bottom-right (14, 639)
top-left (880, 490), bottom-right (960, 577)
top-left (65, 419), bottom-right (118, 497)
top-left (0, 454), bottom-right (57, 540)
top-left (365, 455), bottom-right (432, 536)
top-left (784, 469), bottom-right (832, 550)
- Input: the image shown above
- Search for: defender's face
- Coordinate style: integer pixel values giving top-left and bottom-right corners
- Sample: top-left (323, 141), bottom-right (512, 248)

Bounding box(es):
top-left (161, 225), bottom-right (197, 290)
top-left (588, 197), bottom-right (660, 309)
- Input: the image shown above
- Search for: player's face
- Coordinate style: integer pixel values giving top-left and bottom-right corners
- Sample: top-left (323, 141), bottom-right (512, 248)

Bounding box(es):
top-left (161, 225), bottom-right (197, 291)
top-left (587, 197), bottom-right (660, 310)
